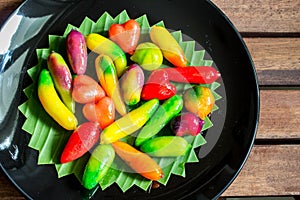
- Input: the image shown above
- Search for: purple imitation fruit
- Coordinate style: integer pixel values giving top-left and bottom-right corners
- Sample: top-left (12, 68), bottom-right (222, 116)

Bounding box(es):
top-left (66, 29), bottom-right (88, 75)
top-left (170, 112), bottom-right (204, 136)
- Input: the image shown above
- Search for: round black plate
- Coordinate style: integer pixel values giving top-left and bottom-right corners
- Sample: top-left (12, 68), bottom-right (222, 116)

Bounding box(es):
top-left (0, 0), bottom-right (259, 199)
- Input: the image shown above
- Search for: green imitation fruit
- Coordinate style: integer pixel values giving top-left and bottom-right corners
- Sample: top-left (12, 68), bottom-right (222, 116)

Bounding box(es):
top-left (130, 42), bottom-right (163, 71)
top-left (135, 95), bottom-right (183, 146)
top-left (100, 98), bottom-right (159, 144)
top-left (140, 136), bottom-right (190, 157)
top-left (19, 11), bottom-right (221, 194)
top-left (82, 144), bottom-right (115, 190)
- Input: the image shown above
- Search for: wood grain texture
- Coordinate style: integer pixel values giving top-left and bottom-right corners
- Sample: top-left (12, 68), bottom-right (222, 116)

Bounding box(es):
top-left (257, 90), bottom-right (300, 139)
top-left (244, 38), bottom-right (300, 85)
top-left (1, 145), bottom-right (299, 198)
top-left (1, 0), bottom-right (300, 34)
top-left (223, 145), bottom-right (300, 196)
top-left (211, 0), bottom-right (300, 33)
top-left (0, 171), bottom-right (24, 199)
top-left (0, 0), bottom-right (300, 199)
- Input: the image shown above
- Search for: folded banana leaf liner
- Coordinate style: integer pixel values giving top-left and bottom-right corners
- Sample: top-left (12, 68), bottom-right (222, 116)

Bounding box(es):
top-left (18, 10), bottom-right (222, 192)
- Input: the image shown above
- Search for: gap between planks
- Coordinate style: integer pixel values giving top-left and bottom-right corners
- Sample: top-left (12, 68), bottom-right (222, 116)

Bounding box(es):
top-left (243, 37), bottom-right (300, 86)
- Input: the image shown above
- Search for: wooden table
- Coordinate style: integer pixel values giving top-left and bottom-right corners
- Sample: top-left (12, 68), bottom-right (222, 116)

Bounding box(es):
top-left (0, 0), bottom-right (299, 199)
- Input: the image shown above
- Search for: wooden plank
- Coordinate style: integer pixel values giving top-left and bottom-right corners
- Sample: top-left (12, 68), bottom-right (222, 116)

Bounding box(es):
top-left (0, 172), bottom-right (24, 199)
top-left (1, 0), bottom-right (300, 34)
top-left (223, 145), bottom-right (300, 197)
top-left (0, 0), bottom-right (299, 199)
top-left (3, 4), bottom-right (300, 86)
top-left (211, 0), bottom-right (300, 33)
top-left (1, 6), bottom-right (299, 86)
top-left (258, 90), bottom-right (300, 139)
top-left (244, 38), bottom-right (300, 85)
top-left (1, 145), bottom-right (299, 198)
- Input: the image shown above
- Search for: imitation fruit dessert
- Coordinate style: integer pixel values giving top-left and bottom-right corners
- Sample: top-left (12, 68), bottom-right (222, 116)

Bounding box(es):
top-left (18, 11), bottom-right (222, 193)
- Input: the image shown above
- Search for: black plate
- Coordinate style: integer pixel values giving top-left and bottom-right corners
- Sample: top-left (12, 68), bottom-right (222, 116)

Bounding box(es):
top-left (0, 0), bottom-right (259, 199)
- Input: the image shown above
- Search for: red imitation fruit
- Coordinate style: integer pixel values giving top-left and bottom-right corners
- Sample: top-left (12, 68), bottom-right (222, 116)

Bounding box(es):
top-left (141, 69), bottom-right (176, 100)
top-left (109, 19), bottom-right (140, 55)
top-left (60, 122), bottom-right (100, 163)
top-left (162, 66), bottom-right (221, 84)
top-left (72, 75), bottom-right (105, 104)
top-left (170, 112), bottom-right (204, 136)
top-left (82, 96), bottom-right (115, 129)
